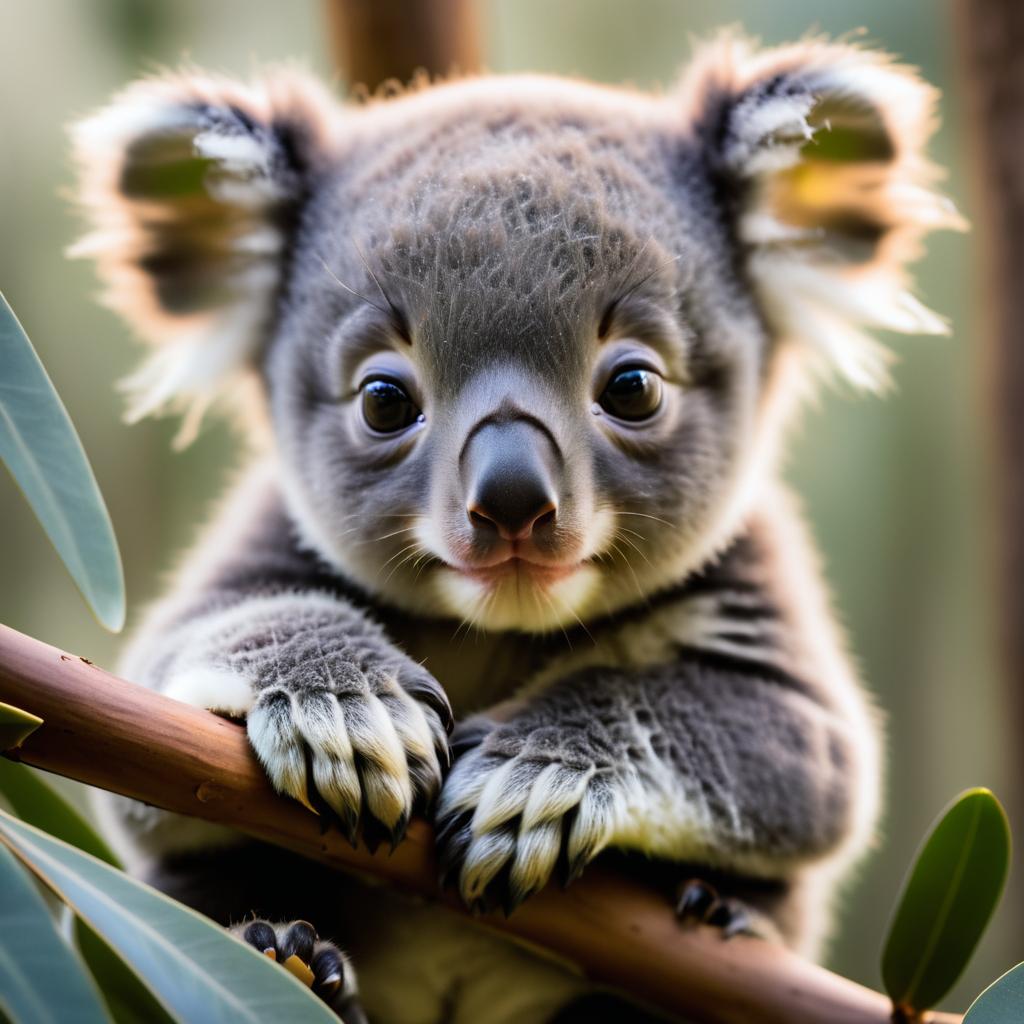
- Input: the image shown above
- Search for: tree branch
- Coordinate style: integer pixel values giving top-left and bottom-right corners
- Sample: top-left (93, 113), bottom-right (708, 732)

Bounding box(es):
top-left (324, 0), bottom-right (482, 94)
top-left (0, 624), bottom-right (959, 1024)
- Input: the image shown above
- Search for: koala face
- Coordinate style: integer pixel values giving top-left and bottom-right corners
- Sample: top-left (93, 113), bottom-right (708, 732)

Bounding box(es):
top-left (72, 38), bottom-right (962, 631)
top-left (266, 88), bottom-right (768, 628)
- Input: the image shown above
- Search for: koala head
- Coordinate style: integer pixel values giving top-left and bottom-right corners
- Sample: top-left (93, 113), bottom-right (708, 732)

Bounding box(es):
top-left (73, 35), bottom-right (961, 632)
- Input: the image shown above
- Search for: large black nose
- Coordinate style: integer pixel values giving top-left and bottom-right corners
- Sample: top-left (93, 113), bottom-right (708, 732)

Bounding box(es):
top-left (463, 419), bottom-right (559, 541)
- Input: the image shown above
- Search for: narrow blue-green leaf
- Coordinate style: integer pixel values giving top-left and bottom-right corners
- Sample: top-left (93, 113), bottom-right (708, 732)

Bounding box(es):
top-left (74, 920), bottom-right (176, 1024)
top-left (881, 788), bottom-right (1011, 1013)
top-left (0, 702), bottom-right (42, 752)
top-left (964, 962), bottom-right (1024, 1023)
top-left (0, 759), bottom-right (121, 867)
top-left (0, 293), bottom-right (124, 631)
top-left (0, 843), bottom-right (112, 1024)
top-left (0, 810), bottom-right (338, 1024)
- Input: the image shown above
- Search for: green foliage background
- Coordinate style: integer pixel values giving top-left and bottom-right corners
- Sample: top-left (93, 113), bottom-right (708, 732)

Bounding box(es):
top-left (0, 0), bottom-right (1013, 1012)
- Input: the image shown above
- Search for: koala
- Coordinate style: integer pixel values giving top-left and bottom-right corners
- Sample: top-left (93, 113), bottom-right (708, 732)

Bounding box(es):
top-left (72, 32), bottom-right (961, 1024)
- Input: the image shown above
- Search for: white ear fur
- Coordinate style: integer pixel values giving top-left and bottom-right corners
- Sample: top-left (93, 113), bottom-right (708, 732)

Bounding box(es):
top-left (70, 68), bottom-right (337, 444)
top-left (681, 34), bottom-right (966, 391)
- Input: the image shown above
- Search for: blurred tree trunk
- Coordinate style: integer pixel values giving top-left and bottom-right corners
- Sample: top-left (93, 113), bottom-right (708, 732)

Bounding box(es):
top-left (324, 0), bottom-right (482, 93)
top-left (954, 0), bottom-right (1024, 932)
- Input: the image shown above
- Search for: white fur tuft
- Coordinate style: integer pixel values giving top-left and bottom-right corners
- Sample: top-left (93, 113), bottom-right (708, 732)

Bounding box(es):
top-left (682, 32), bottom-right (966, 391)
top-left (70, 67), bottom-right (337, 441)
top-left (164, 665), bottom-right (255, 718)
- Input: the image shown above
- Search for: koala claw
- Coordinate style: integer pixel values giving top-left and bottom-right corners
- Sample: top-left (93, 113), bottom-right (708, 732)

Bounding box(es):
top-left (675, 879), bottom-right (779, 942)
top-left (235, 919), bottom-right (366, 1021)
top-left (246, 673), bottom-right (450, 850)
top-left (435, 726), bottom-right (625, 912)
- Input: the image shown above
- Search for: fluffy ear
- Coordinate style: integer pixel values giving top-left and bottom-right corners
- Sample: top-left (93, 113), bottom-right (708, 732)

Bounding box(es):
top-left (680, 34), bottom-right (966, 390)
top-left (71, 69), bottom-right (336, 442)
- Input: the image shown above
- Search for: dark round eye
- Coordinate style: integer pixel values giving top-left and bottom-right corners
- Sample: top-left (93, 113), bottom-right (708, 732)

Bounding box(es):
top-left (598, 367), bottom-right (663, 421)
top-left (360, 378), bottom-right (420, 434)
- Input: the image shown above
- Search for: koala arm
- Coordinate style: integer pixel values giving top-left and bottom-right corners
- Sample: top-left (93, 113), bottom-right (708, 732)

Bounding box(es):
top-left (118, 463), bottom-right (452, 849)
top-left (436, 493), bottom-right (879, 912)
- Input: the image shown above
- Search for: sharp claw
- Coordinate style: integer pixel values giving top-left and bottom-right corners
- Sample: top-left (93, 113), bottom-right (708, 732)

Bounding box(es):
top-left (307, 782), bottom-right (359, 846)
top-left (438, 861), bottom-right (458, 891)
top-left (318, 976), bottom-right (341, 1000)
top-left (361, 814), bottom-right (390, 854)
top-left (676, 879), bottom-right (719, 922)
top-left (435, 809), bottom-right (472, 846)
top-left (360, 811), bottom-right (399, 851)
top-left (706, 897), bottom-right (755, 938)
top-left (339, 808), bottom-right (360, 848)
top-left (292, 789), bottom-right (320, 816)
top-left (415, 788), bottom-right (438, 820)
top-left (436, 844), bottom-right (463, 889)
top-left (721, 912), bottom-right (754, 940)
top-left (436, 831), bottom-right (472, 891)
top-left (311, 945), bottom-right (347, 1000)
top-left (388, 811), bottom-right (410, 853)
top-left (502, 885), bottom-right (532, 918)
top-left (283, 953), bottom-right (315, 988)
top-left (706, 900), bottom-right (732, 929)
top-left (563, 855), bottom-right (588, 887)
top-left (428, 694), bottom-right (455, 733)
top-left (401, 674), bottom-right (454, 732)
top-left (305, 784), bottom-right (347, 838)
top-left (478, 884), bottom-right (505, 916)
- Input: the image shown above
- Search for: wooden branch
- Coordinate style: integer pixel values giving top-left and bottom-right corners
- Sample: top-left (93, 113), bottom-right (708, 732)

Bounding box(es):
top-left (324, 0), bottom-right (482, 94)
top-left (0, 624), bottom-right (961, 1024)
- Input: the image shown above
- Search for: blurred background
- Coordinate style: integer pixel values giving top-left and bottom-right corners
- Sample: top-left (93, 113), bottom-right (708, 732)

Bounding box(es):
top-left (0, 0), bottom-right (1011, 1012)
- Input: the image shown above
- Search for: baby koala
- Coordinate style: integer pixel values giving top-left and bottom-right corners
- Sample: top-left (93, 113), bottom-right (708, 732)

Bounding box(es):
top-left (74, 32), bottom-right (960, 1024)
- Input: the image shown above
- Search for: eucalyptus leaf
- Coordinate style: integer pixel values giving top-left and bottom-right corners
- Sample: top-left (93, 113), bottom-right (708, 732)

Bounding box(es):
top-left (0, 758), bottom-right (120, 867)
top-left (0, 293), bottom-right (124, 631)
top-left (0, 701), bottom-right (42, 752)
top-left (74, 920), bottom-right (177, 1024)
top-left (0, 810), bottom-right (338, 1024)
top-left (964, 962), bottom-right (1024, 1023)
top-left (0, 843), bottom-right (112, 1024)
top-left (882, 788), bottom-right (1011, 1014)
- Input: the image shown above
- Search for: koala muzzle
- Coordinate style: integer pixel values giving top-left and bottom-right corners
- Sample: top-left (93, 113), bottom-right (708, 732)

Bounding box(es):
top-left (463, 419), bottom-right (559, 541)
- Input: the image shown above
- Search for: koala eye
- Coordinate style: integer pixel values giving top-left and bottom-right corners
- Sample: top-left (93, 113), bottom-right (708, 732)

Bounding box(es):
top-left (360, 377), bottom-right (421, 434)
top-left (598, 366), bottom-right (663, 421)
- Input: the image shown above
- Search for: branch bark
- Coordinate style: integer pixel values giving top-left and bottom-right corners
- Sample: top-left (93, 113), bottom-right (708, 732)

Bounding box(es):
top-left (324, 0), bottom-right (482, 93)
top-left (0, 624), bottom-right (960, 1024)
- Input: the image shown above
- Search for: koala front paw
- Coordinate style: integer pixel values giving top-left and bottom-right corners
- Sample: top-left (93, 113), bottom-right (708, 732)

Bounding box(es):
top-left (163, 597), bottom-right (453, 849)
top-left (247, 659), bottom-right (451, 849)
top-left (435, 718), bottom-right (631, 914)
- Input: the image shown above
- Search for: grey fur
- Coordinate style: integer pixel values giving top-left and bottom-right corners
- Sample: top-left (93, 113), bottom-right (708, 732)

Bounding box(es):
top-left (73, 33), bottom-right (959, 1023)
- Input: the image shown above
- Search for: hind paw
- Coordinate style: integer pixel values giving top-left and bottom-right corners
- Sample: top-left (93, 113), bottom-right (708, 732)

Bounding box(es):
top-left (233, 919), bottom-right (365, 1021)
top-left (675, 879), bottom-right (780, 943)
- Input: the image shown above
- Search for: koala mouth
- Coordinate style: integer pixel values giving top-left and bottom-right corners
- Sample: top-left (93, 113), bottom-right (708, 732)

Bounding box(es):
top-left (454, 556), bottom-right (584, 588)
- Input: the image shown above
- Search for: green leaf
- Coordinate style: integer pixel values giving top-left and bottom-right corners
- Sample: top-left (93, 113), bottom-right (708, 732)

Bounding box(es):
top-left (0, 758), bottom-right (121, 867)
top-left (0, 810), bottom-right (338, 1024)
top-left (0, 702), bottom-right (42, 752)
top-left (74, 920), bottom-right (176, 1024)
top-left (964, 962), bottom-right (1024, 1023)
top-left (882, 788), bottom-right (1011, 1014)
top-left (0, 843), bottom-right (112, 1024)
top-left (0, 293), bottom-right (124, 631)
